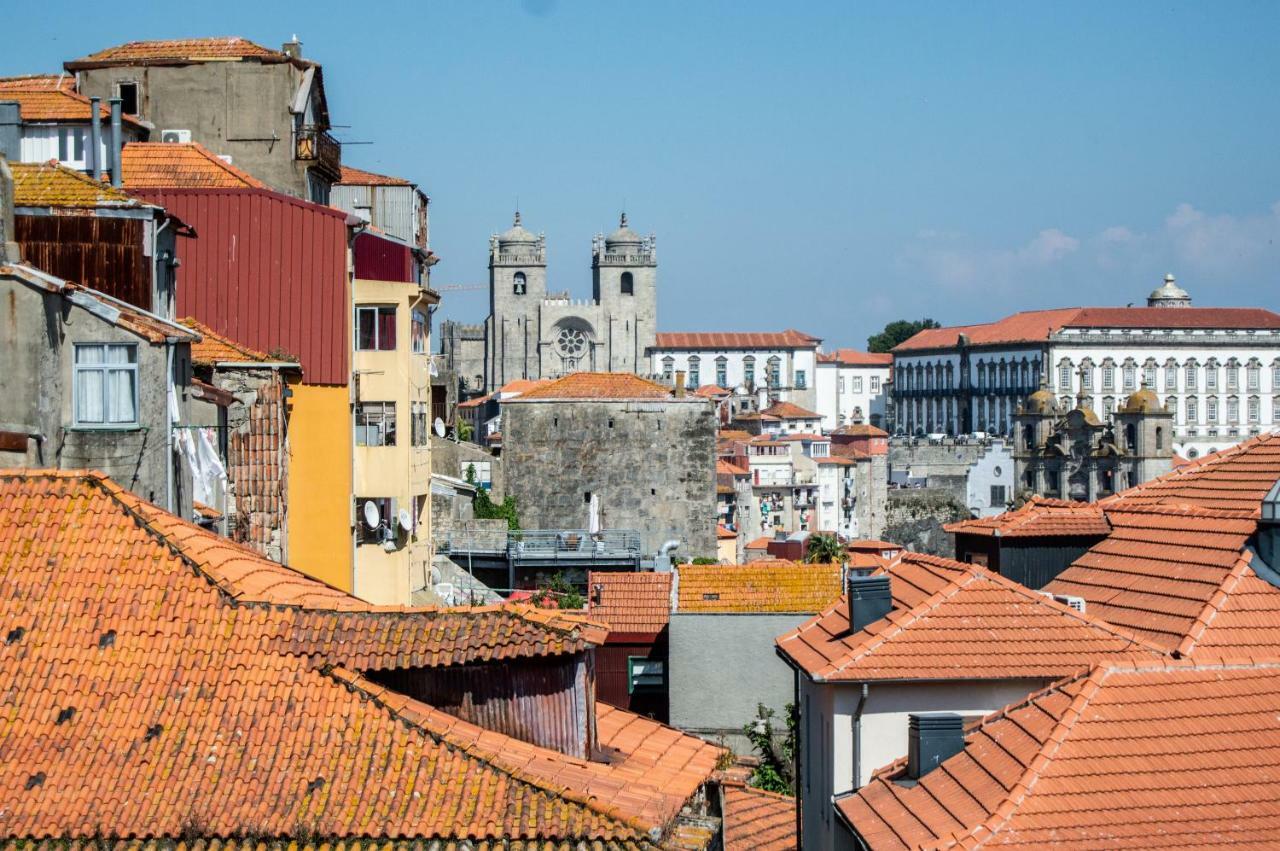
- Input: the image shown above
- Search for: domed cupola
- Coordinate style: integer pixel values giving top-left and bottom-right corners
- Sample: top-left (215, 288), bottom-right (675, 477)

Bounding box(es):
top-left (604, 212), bottom-right (643, 250)
top-left (1147, 273), bottom-right (1192, 308)
top-left (497, 211), bottom-right (539, 248)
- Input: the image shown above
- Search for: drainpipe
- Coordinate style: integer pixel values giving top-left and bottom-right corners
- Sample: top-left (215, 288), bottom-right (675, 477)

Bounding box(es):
top-left (852, 682), bottom-right (869, 790)
top-left (87, 97), bottom-right (101, 178)
top-left (108, 97), bottom-right (123, 188)
top-left (152, 216), bottom-right (172, 316)
top-left (165, 339), bottom-right (176, 512)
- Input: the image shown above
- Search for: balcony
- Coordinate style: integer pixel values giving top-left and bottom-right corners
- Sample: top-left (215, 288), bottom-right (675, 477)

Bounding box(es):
top-left (295, 125), bottom-right (341, 179)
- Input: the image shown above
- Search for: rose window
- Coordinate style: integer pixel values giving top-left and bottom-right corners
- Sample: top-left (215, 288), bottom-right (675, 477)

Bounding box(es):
top-left (556, 327), bottom-right (589, 358)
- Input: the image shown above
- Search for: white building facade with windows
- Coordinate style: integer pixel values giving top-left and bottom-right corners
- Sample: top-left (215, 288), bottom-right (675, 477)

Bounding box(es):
top-left (647, 330), bottom-right (821, 412)
top-left (891, 278), bottom-right (1280, 459)
top-left (814, 349), bottom-right (893, 431)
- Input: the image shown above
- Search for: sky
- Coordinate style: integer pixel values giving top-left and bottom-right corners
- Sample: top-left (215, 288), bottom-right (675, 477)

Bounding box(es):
top-left (4, 1), bottom-right (1279, 349)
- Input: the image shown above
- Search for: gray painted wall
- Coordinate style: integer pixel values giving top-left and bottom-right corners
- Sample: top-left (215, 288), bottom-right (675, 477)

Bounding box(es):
top-left (669, 612), bottom-right (809, 752)
top-left (502, 397), bottom-right (717, 557)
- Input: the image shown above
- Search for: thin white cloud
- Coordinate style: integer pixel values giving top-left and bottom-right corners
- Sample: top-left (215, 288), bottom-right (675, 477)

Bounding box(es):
top-left (900, 227), bottom-right (1079, 291)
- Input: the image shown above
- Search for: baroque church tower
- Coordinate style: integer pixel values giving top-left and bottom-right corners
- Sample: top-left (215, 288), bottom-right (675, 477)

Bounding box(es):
top-left (591, 213), bottom-right (657, 375)
top-left (486, 212), bottom-right (547, 390)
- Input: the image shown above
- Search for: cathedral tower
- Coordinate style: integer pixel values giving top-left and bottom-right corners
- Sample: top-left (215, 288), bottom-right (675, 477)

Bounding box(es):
top-left (592, 213), bottom-right (657, 375)
top-left (487, 212), bottom-right (546, 389)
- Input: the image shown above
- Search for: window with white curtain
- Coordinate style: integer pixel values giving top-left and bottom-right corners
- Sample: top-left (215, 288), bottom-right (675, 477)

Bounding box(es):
top-left (74, 343), bottom-right (139, 427)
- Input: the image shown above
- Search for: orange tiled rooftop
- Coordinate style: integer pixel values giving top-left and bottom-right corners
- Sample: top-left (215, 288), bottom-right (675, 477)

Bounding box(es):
top-left (0, 469), bottom-right (721, 846)
top-left (675, 562), bottom-right (841, 613)
top-left (180, 317), bottom-right (276, 366)
top-left (121, 142), bottom-right (268, 189)
top-left (10, 160), bottom-right (145, 209)
top-left (67, 37), bottom-right (285, 67)
top-left (588, 570), bottom-right (673, 634)
top-left (0, 88), bottom-right (146, 126)
top-left (514, 371), bottom-right (676, 401)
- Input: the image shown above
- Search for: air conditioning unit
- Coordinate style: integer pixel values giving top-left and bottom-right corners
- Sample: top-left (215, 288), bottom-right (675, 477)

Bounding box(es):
top-left (1039, 591), bottom-right (1087, 613)
top-left (160, 129), bottom-right (192, 144)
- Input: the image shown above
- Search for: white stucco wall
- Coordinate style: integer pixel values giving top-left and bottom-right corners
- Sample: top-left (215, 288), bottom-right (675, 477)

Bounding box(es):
top-left (815, 361), bottom-right (892, 431)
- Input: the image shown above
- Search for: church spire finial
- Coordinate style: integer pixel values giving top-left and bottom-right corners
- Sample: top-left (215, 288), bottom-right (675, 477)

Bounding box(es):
top-left (513, 209), bottom-right (521, 227)
top-left (619, 211), bottom-right (628, 228)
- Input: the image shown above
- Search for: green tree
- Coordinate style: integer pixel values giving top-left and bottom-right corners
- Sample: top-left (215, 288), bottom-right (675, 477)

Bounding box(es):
top-left (469, 467), bottom-right (520, 531)
top-left (866, 318), bottom-right (941, 353)
top-left (805, 533), bottom-right (844, 564)
top-left (531, 572), bottom-right (586, 610)
top-left (742, 703), bottom-right (798, 795)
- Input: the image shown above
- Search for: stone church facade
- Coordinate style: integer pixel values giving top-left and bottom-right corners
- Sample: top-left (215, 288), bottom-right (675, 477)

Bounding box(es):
top-left (441, 213), bottom-right (657, 395)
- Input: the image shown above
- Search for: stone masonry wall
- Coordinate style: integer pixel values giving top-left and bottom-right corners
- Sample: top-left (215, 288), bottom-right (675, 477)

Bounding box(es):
top-left (212, 368), bottom-right (289, 562)
top-left (883, 488), bottom-right (970, 558)
top-left (502, 397), bottom-right (717, 558)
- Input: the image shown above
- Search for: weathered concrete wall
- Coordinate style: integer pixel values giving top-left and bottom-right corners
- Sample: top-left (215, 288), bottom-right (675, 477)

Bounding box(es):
top-left (855, 454), bottom-right (889, 540)
top-left (883, 489), bottom-right (970, 557)
top-left (432, 436), bottom-right (504, 499)
top-left (669, 612), bottom-right (807, 752)
top-left (0, 272), bottom-right (191, 516)
top-left (888, 439), bottom-right (990, 479)
top-left (502, 397), bottom-right (717, 558)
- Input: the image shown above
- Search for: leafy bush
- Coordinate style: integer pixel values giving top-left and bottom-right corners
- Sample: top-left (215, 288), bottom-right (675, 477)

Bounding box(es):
top-left (742, 702), bottom-right (797, 795)
top-left (531, 572), bottom-right (585, 610)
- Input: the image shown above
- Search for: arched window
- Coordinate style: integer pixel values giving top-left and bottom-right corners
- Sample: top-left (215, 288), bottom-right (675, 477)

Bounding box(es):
top-left (1125, 423), bottom-right (1137, 450)
top-left (1156, 426), bottom-right (1164, 450)
top-left (661, 356), bottom-right (675, 383)
top-left (620, 272), bottom-right (634, 295)
top-left (1023, 423), bottom-right (1035, 450)
top-left (743, 356), bottom-right (756, 387)
top-left (715, 356), bottom-right (728, 388)
top-left (767, 356), bottom-right (782, 389)
top-left (513, 272), bottom-right (527, 295)
top-left (688, 355), bottom-right (701, 389)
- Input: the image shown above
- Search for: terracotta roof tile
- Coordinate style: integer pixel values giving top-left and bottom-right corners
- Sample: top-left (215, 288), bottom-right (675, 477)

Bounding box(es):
top-left (121, 142), bottom-right (268, 189)
top-left (675, 562), bottom-right (841, 613)
top-left (513, 372), bottom-right (676, 401)
top-left (68, 37), bottom-right (284, 66)
top-left (0, 469), bottom-right (676, 845)
top-left (10, 160), bottom-right (146, 208)
top-left (745, 536), bottom-right (772, 550)
top-left (721, 782), bottom-right (796, 851)
top-left (0, 89), bottom-right (146, 126)
top-left (777, 554), bottom-right (1165, 682)
top-left (694, 384), bottom-right (730, 397)
top-left (0, 73), bottom-right (75, 91)
top-left (717, 460), bottom-right (749, 476)
top-left (838, 658), bottom-right (1280, 849)
top-left (588, 571), bottom-right (672, 634)
top-left (653, 330), bottom-right (821, 350)
top-left (830, 424), bottom-right (889, 438)
top-left (179, 317), bottom-right (274, 365)
top-left (761, 401), bottom-right (822, 420)
top-left (895, 306), bottom-right (1280, 351)
top-left (1103, 430), bottom-right (1280, 513)
top-left (336, 164), bottom-right (413, 186)
top-left (945, 495), bottom-right (1112, 539)
top-left (817, 348), bottom-right (893, 366)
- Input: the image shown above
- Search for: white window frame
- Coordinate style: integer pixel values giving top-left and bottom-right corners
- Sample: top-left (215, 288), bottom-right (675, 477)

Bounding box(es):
top-left (355, 305), bottom-right (397, 351)
top-left (870, 376), bottom-right (880, 393)
top-left (73, 342), bottom-right (140, 428)
top-left (356, 401), bottom-right (397, 446)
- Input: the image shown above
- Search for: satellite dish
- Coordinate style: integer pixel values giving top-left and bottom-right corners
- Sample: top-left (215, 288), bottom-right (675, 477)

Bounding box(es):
top-left (433, 417), bottom-right (447, 438)
top-left (398, 508), bottom-right (413, 531)
top-left (362, 500), bottom-right (381, 530)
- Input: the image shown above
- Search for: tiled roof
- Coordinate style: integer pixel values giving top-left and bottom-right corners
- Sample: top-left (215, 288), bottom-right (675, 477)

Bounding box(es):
top-left (894, 306), bottom-right (1280, 351)
top-left (717, 460), bottom-right (749, 476)
top-left (588, 571), bottom-right (672, 634)
top-left (0, 470), bottom-right (678, 845)
top-left (499, 377), bottom-right (552, 395)
top-left (721, 782), bottom-right (796, 851)
top-left (838, 658), bottom-right (1280, 850)
top-left (513, 372), bottom-right (675, 401)
top-left (675, 562), bottom-right (841, 613)
top-left (180, 317), bottom-right (273, 365)
top-left (3, 263), bottom-right (197, 345)
top-left (817, 348), bottom-right (893, 366)
top-left (0, 73), bottom-right (75, 91)
top-left (848, 538), bottom-right (904, 552)
top-left (717, 524), bottom-right (737, 539)
top-left (0, 88), bottom-right (146, 126)
top-left (652, 330), bottom-right (821, 350)
top-left (336, 164), bottom-right (413, 186)
top-left (777, 554), bottom-right (1163, 682)
top-left (830, 424), bottom-right (889, 438)
top-left (10, 160), bottom-right (146, 208)
top-left (121, 142), bottom-right (268, 189)
top-left (1043, 504), bottom-right (1264, 652)
top-left (67, 37), bottom-right (285, 66)
top-left (745, 536), bottom-right (772, 550)
top-left (1103, 430), bottom-right (1280, 513)
top-left (945, 495), bottom-right (1111, 539)
top-left (694, 384), bottom-right (730, 397)
top-left (761, 401), bottom-right (822, 420)
top-left (332, 669), bottom-right (722, 834)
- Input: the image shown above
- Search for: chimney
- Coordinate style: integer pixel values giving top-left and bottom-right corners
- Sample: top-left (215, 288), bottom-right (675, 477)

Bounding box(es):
top-left (674, 369), bottom-right (686, 397)
top-left (282, 35), bottom-right (303, 60)
top-left (108, 97), bottom-right (123, 188)
top-left (846, 573), bottom-right (892, 632)
top-left (87, 97), bottom-right (102, 179)
top-left (907, 713), bottom-right (965, 780)
top-left (0, 101), bottom-right (19, 161)
top-left (0, 154), bottom-right (20, 264)
top-left (1260, 479), bottom-right (1280, 570)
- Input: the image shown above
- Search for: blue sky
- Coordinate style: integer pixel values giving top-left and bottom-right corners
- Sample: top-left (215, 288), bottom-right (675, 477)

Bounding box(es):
top-left (5, 1), bottom-right (1278, 349)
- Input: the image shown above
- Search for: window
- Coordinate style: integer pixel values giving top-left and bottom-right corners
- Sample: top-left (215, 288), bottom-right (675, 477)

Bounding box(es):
top-left (355, 497), bottom-right (394, 545)
top-left (852, 375), bottom-right (864, 393)
top-left (1081, 364), bottom-right (1093, 390)
top-left (1163, 363), bottom-right (1177, 391)
top-left (116, 81), bottom-right (139, 116)
top-left (355, 305), bottom-right (396, 350)
top-left (1227, 396), bottom-right (1239, 423)
top-left (628, 657), bottom-right (665, 694)
top-left (512, 272), bottom-right (527, 295)
top-left (1274, 396), bottom-right (1280, 424)
top-left (356, 402), bottom-right (397, 446)
top-left (1248, 396), bottom-right (1260, 424)
top-left (661, 356), bottom-right (675, 383)
top-left (620, 271), bottom-right (634, 295)
top-left (57, 127), bottom-right (85, 164)
top-left (838, 377), bottom-right (845, 393)
top-left (1247, 364), bottom-right (1260, 391)
top-left (1156, 426), bottom-right (1164, 450)
top-left (411, 401), bottom-right (428, 446)
top-left (767, 357), bottom-right (781, 389)
top-left (713, 357), bottom-right (727, 388)
top-left (870, 376), bottom-right (880, 393)
top-left (411, 309), bottom-right (428, 354)
top-left (1186, 396), bottom-right (1198, 424)
top-left (743, 357), bottom-right (755, 387)
top-left (1186, 362), bottom-right (1198, 390)
top-left (1206, 365), bottom-right (1218, 391)
top-left (1273, 362), bottom-right (1280, 388)
top-left (1102, 396), bottom-right (1115, 421)
top-left (1122, 363), bottom-right (1136, 391)
top-left (1143, 363), bottom-right (1156, 388)
top-left (1102, 364), bottom-right (1115, 390)
top-left (1207, 397), bottom-right (1219, 423)
top-left (795, 369), bottom-right (806, 390)
top-left (990, 485), bottom-right (1007, 507)
top-left (1059, 363), bottom-right (1072, 390)
top-left (1227, 363), bottom-right (1239, 391)
top-left (688, 356), bottom-right (701, 389)
top-left (74, 343), bottom-right (139, 426)
top-left (1166, 396), bottom-right (1178, 420)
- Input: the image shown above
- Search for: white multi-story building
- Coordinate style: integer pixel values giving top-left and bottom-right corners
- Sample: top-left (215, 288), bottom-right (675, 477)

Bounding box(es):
top-left (814, 348), bottom-right (893, 431)
top-left (891, 276), bottom-right (1280, 459)
top-left (648, 330), bottom-right (821, 411)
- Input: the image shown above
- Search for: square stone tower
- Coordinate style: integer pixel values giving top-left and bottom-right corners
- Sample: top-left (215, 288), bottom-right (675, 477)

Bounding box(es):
top-left (486, 212), bottom-right (546, 389)
top-left (592, 213), bottom-right (657, 375)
